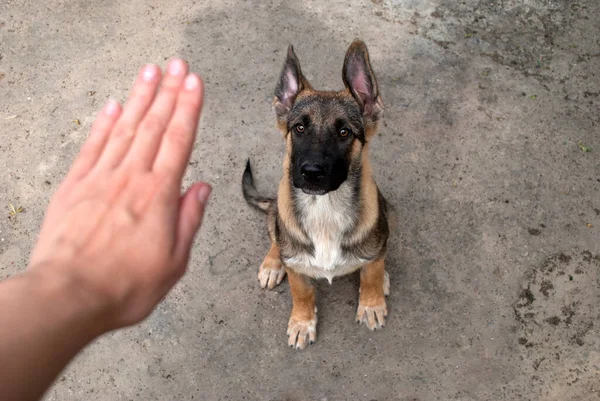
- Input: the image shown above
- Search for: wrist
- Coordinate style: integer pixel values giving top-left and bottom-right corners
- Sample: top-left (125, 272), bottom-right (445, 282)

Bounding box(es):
top-left (0, 267), bottom-right (109, 401)
top-left (19, 266), bottom-right (111, 341)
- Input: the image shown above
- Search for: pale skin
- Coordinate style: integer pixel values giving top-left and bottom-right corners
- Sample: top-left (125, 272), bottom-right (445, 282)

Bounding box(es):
top-left (0, 59), bottom-right (210, 401)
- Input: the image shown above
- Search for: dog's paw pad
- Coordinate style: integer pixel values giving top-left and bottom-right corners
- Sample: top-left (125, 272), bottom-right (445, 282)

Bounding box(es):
top-left (356, 302), bottom-right (387, 330)
top-left (287, 316), bottom-right (317, 350)
top-left (383, 270), bottom-right (390, 297)
top-left (258, 259), bottom-right (285, 290)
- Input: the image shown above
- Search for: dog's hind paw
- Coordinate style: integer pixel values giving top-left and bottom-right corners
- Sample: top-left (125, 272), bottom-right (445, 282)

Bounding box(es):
top-left (287, 313), bottom-right (317, 350)
top-left (258, 257), bottom-right (286, 290)
top-left (356, 301), bottom-right (387, 330)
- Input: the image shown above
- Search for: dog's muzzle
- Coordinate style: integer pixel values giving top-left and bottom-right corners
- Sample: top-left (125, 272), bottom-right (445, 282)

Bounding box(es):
top-left (294, 161), bottom-right (329, 195)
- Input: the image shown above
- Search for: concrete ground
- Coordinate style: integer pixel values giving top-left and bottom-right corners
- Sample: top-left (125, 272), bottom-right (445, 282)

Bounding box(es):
top-left (1, 0), bottom-right (599, 399)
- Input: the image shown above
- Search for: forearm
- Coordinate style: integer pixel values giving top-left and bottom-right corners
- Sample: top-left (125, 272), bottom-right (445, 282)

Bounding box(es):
top-left (0, 269), bottom-right (105, 401)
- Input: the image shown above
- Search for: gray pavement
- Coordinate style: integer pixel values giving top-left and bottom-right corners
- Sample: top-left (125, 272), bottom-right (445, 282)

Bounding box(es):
top-left (1, 0), bottom-right (599, 400)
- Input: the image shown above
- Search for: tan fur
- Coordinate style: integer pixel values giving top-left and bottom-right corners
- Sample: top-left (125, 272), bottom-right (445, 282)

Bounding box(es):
top-left (287, 269), bottom-right (316, 320)
top-left (274, 89), bottom-right (382, 249)
top-left (356, 258), bottom-right (388, 330)
top-left (248, 40), bottom-right (391, 350)
top-left (286, 268), bottom-right (317, 350)
top-left (347, 143), bottom-right (379, 245)
top-left (275, 136), bottom-right (310, 245)
top-left (258, 243), bottom-right (285, 290)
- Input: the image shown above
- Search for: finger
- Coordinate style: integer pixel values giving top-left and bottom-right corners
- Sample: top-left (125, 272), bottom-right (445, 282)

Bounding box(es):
top-left (173, 182), bottom-right (211, 263)
top-left (95, 64), bottom-right (162, 170)
top-left (123, 59), bottom-right (188, 171)
top-left (152, 73), bottom-right (204, 182)
top-left (66, 100), bottom-right (122, 182)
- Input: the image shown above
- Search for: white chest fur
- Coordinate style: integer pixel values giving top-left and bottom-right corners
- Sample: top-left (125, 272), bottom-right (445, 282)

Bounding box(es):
top-left (284, 183), bottom-right (368, 283)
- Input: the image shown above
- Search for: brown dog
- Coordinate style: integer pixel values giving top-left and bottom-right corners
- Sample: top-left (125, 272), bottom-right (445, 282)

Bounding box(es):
top-left (242, 40), bottom-right (391, 350)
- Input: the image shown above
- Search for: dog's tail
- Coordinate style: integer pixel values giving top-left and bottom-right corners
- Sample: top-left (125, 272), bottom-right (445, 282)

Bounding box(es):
top-left (242, 159), bottom-right (275, 213)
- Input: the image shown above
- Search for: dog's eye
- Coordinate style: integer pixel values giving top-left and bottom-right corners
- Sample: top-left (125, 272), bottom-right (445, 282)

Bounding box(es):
top-left (339, 128), bottom-right (350, 138)
top-left (295, 124), bottom-right (305, 134)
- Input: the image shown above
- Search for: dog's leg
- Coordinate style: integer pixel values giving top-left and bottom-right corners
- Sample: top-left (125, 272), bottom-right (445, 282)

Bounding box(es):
top-left (286, 268), bottom-right (317, 350)
top-left (258, 243), bottom-right (286, 290)
top-left (356, 259), bottom-right (388, 330)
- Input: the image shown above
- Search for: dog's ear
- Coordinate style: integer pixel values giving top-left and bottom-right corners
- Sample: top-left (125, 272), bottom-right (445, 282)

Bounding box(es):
top-left (342, 40), bottom-right (383, 131)
top-left (273, 45), bottom-right (310, 124)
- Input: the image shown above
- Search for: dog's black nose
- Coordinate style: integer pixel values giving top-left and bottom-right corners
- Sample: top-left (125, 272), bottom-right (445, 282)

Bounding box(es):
top-left (300, 163), bottom-right (326, 184)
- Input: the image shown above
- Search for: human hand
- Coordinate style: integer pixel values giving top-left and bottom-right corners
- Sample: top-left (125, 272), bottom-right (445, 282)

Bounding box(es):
top-left (28, 59), bottom-right (210, 332)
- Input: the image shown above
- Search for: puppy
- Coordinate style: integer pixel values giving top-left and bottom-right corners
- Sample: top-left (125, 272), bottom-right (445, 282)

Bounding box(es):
top-left (242, 40), bottom-right (391, 350)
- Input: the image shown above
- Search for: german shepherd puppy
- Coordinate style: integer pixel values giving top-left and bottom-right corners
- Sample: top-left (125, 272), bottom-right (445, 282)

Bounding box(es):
top-left (242, 40), bottom-right (391, 350)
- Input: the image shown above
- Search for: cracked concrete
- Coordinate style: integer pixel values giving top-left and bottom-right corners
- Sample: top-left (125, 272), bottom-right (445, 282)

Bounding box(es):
top-left (1, 0), bottom-right (599, 400)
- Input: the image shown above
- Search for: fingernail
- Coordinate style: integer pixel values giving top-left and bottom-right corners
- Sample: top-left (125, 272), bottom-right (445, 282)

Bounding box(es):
top-left (167, 59), bottom-right (185, 76)
top-left (184, 74), bottom-right (200, 91)
top-left (197, 185), bottom-right (212, 204)
top-left (142, 64), bottom-right (157, 82)
top-left (105, 100), bottom-right (119, 116)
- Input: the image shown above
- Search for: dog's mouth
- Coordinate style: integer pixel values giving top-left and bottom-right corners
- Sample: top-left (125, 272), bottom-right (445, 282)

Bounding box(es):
top-left (299, 187), bottom-right (328, 196)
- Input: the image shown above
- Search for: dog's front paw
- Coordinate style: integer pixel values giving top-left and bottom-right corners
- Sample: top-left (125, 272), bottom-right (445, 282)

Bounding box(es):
top-left (356, 300), bottom-right (387, 330)
top-left (287, 312), bottom-right (317, 350)
top-left (258, 257), bottom-right (286, 290)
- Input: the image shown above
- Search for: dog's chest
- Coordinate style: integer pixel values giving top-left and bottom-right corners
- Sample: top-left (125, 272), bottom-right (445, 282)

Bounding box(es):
top-left (285, 189), bottom-right (367, 282)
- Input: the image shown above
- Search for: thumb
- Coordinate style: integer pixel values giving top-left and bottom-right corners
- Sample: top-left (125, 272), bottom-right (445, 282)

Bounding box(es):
top-left (174, 182), bottom-right (211, 265)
